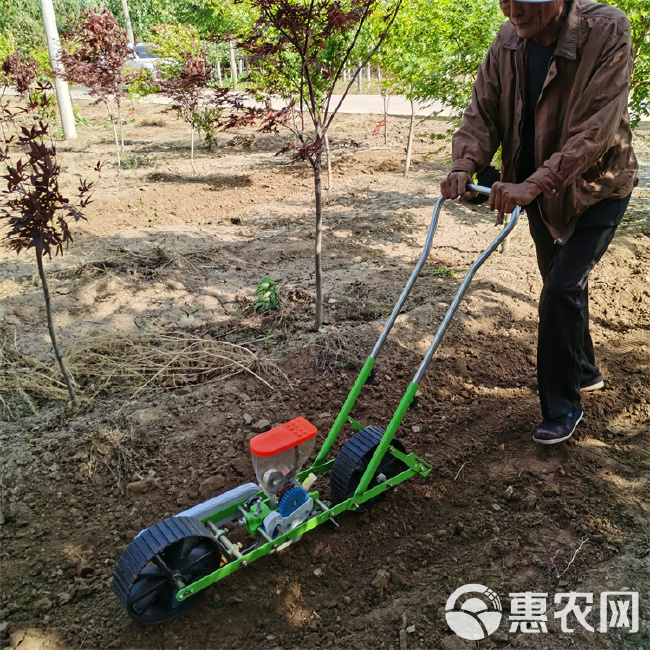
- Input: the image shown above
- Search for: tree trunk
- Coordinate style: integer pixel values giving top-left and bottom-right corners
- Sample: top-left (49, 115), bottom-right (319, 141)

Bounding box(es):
top-left (191, 114), bottom-right (196, 174)
top-left (291, 103), bottom-right (299, 146)
top-left (404, 96), bottom-right (415, 177)
top-left (0, 86), bottom-right (7, 142)
top-left (117, 101), bottom-right (124, 153)
top-left (216, 60), bottom-right (222, 87)
top-left (383, 93), bottom-right (389, 146)
top-left (325, 132), bottom-right (332, 192)
top-left (105, 100), bottom-right (120, 170)
top-left (36, 248), bottom-right (78, 406)
top-left (313, 150), bottom-right (324, 330)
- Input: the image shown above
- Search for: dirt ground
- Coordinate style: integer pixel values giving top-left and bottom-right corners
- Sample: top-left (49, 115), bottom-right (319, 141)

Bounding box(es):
top-left (0, 99), bottom-right (649, 650)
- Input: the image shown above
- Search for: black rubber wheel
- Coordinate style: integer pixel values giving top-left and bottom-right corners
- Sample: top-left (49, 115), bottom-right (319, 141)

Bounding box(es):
top-left (113, 516), bottom-right (221, 624)
top-left (330, 426), bottom-right (407, 512)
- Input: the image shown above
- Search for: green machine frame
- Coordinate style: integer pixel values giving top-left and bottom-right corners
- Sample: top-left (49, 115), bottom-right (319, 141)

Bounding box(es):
top-left (171, 186), bottom-right (522, 602)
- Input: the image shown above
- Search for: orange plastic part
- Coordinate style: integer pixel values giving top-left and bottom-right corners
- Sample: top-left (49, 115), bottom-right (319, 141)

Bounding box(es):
top-left (249, 417), bottom-right (317, 458)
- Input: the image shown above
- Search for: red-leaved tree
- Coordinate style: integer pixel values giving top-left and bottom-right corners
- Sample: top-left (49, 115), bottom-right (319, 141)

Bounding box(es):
top-left (60, 8), bottom-right (132, 169)
top-left (157, 43), bottom-right (259, 173)
top-left (0, 117), bottom-right (93, 406)
top-left (239, 0), bottom-right (402, 329)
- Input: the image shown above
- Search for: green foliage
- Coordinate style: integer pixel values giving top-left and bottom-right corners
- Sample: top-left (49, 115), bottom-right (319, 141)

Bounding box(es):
top-left (74, 108), bottom-right (90, 126)
top-left (123, 152), bottom-right (152, 168)
top-left (202, 0), bottom-right (257, 38)
top-left (429, 266), bottom-right (457, 277)
top-left (254, 276), bottom-right (281, 312)
top-left (606, 0), bottom-right (650, 127)
top-left (152, 22), bottom-right (201, 60)
top-left (0, 30), bottom-right (16, 67)
top-left (103, 0), bottom-right (240, 41)
top-left (29, 85), bottom-right (58, 122)
top-left (150, 22), bottom-right (202, 80)
top-left (378, 0), bottom-right (503, 117)
top-left (192, 106), bottom-right (220, 148)
top-left (0, 0), bottom-right (44, 55)
top-left (126, 68), bottom-right (161, 100)
top-left (31, 48), bottom-right (54, 80)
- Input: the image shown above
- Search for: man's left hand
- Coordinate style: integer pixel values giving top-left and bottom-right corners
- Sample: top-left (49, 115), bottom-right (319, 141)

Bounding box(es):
top-left (488, 181), bottom-right (542, 214)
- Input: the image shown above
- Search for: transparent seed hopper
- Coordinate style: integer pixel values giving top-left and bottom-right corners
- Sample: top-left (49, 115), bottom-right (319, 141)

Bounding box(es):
top-left (250, 417), bottom-right (317, 496)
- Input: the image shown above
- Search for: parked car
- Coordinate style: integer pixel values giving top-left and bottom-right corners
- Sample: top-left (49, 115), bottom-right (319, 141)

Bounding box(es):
top-left (123, 43), bottom-right (169, 76)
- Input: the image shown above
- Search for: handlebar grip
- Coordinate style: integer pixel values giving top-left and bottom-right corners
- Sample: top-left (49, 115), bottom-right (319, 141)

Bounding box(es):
top-left (467, 183), bottom-right (492, 195)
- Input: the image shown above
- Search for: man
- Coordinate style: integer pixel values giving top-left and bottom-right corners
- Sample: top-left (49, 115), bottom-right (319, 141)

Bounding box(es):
top-left (441, 0), bottom-right (638, 444)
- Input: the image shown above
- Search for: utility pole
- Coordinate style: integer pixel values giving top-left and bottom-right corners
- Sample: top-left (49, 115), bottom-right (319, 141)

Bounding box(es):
top-left (39, 0), bottom-right (76, 140)
top-left (120, 0), bottom-right (135, 46)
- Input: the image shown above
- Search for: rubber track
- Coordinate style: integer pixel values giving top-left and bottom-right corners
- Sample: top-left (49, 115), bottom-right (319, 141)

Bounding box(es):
top-left (330, 426), bottom-right (387, 504)
top-left (113, 516), bottom-right (214, 610)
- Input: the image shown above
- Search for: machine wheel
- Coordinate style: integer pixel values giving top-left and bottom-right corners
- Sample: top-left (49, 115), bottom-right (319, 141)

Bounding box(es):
top-left (330, 426), bottom-right (407, 512)
top-left (113, 516), bottom-right (221, 624)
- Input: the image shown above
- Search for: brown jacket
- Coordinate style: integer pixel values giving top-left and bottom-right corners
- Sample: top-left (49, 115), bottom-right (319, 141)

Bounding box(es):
top-left (451, 0), bottom-right (638, 243)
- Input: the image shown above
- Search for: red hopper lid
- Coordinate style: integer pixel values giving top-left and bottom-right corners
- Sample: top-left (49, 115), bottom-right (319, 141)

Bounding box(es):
top-left (249, 417), bottom-right (317, 458)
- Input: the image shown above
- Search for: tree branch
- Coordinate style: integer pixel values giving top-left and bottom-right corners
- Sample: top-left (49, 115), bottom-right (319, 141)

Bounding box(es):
top-left (325, 0), bottom-right (402, 131)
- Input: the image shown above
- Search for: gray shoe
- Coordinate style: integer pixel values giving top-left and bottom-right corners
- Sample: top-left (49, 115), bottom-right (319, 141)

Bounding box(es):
top-left (580, 374), bottom-right (604, 392)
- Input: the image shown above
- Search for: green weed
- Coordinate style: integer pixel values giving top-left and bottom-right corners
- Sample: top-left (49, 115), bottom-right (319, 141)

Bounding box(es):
top-left (74, 109), bottom-right (90, 127)
top-left (123, 153), bottom-right (152, 169)
top-left (430, 266), bottom-right (457, 277)
top-left (254, 277), bottom-right (281, 312)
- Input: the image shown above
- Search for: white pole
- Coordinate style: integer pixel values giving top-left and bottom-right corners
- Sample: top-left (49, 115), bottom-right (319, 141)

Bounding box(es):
top-left (229, 41), bottom-right (238, 88)
top-left (39, 0), bottom-right (76, 140)
top-left (120, 0), bottom-right (135, 46)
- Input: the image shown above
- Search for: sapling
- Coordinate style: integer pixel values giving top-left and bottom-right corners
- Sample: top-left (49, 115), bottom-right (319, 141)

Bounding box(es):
top-left (0, 118), bottom-right (93, 406)
top-left (238, 0), bottom-right (402, 329)
top-left (154, 28), bottom-right (260, 172)
top-left (60, 8), bottom-right (132, 169)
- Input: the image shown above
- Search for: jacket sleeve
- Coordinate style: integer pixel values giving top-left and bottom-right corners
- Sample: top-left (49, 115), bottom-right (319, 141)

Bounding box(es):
top-left (527, 17), bottom-right (633, 197)
top-left (450, 35), bottom-right (503, 176)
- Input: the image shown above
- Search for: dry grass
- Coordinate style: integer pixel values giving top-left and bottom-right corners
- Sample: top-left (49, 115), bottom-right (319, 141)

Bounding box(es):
top-left (0, 330), bottom-right (278, 418)
top-left (41, 245), bottom-right (232, 284)
top-left (85, 426), bottom-right (141, 489)
top-left (314, 334), bottom-right (361, 374)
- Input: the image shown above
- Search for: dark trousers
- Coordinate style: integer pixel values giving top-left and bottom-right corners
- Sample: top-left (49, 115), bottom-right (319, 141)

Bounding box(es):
top-left (526, 195), bottom-right (630, 419)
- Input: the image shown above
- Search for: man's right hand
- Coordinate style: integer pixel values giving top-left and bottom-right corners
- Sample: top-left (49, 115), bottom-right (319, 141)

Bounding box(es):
top-left (440, 171), bottom-right (477, 202)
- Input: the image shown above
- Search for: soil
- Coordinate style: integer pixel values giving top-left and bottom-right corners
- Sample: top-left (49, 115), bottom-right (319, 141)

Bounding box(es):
top-left (0, 99), bottom-right (649, 650)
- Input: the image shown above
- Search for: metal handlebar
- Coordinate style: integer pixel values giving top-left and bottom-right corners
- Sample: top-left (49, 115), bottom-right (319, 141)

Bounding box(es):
top-left (370, 184), bottom-right (521, 385)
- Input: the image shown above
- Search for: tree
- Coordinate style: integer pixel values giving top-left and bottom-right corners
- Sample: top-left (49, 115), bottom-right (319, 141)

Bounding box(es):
top-left (377, 0), bottom-right (503, 174)
top-left (239, 0), bottom-right (402, 330)
top-left (157, 39), bottom-right (213, 173)
top-left (0, 118), bottom-right (92, 406)
top-left (60, 7), bottom-right (132, 168)
top-left (153, 23), bottom-right (238, 170)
